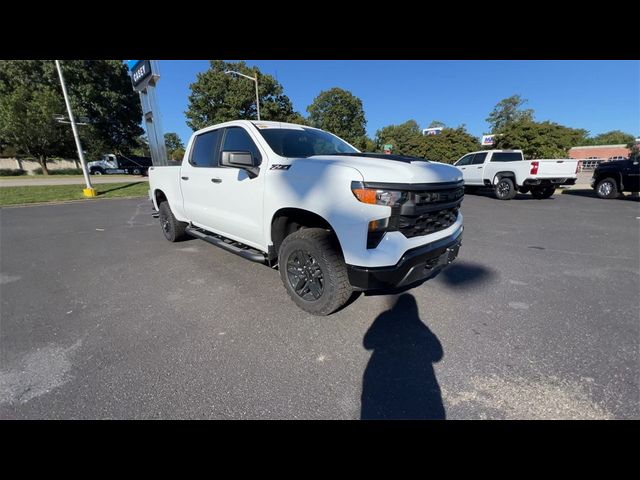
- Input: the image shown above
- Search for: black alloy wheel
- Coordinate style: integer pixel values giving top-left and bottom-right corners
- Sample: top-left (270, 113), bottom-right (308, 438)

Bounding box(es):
top-left (286, 249), bottom-right (324, 301)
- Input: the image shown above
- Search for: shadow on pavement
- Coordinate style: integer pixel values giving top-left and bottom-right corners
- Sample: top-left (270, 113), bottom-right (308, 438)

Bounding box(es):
top-left (437, 261), bottom-right (497, 289)
top-left (99, 182), bottom-right (145, 195)
top-left (466, 189), bottom-right (556, 201)
top-left (361, 294), bottom-right (445, 420)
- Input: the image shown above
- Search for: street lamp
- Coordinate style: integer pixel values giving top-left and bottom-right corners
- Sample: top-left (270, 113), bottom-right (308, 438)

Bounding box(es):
top-left (55, 60), bottom-right (96, 197)
top-left (224, 70), bottom-right (260, 121)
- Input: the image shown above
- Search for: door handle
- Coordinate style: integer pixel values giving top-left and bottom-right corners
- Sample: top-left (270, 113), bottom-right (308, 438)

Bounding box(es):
top-left (477, 166), bottom-right (482, 169)
top-left (181, 176), bottom-right (189, 180)
top-left (211, 178), bottom-right (222, 183)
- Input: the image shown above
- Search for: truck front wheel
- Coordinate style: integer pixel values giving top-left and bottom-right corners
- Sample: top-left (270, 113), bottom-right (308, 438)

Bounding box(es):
top-left (158, 201), bottom-right (187, 242)
top-left (531, 186), bottom-right (555, 199)
top-left (278, 228), bottom-right (352, 316)
top-left (495, 177), bottom-right (517, 200)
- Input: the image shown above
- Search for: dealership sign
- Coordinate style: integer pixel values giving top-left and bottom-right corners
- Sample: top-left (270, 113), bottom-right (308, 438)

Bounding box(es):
top-left (481, 134), bottom-right (495, 146)
top-left (423, 127), bottom-right (443, 136)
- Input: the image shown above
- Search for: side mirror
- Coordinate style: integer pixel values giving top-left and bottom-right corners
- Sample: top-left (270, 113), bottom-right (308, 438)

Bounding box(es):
top-left (220, 151), bottom-right (259, 178)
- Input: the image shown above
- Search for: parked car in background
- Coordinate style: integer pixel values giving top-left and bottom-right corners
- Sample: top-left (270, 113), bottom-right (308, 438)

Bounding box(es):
top-left (453, 150), bottom-right (578, 200)
top-left (591, 157), bottom-right (640, 198)
top-left (88, 154), bottom-right (152, 175)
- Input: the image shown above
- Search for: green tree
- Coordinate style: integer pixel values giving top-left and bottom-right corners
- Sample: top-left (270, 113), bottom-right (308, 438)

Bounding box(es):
top-left (307, 87), bottom-right (367, 148)
top-left (130, 135), bottom-right (150, 157)
top-left (428, 120), bottom-right (446, 128)
top-left (164, 132), bottom-right (184, 151)
top-left (164, 132), bottom-right (185, 161)
top-left (494, 119), bottom-right (588, 159)
top-left (0, 84), bottom-right (75, 174)
top-left (374, 120), bottom-right (422, 154)
top-left (487, 95), bottom-right (534, 132)
top-left (0, 60), bottom-right (144, 161)
top-left (585, 130), bottom-right (636, 146)
top-left (627, 141), bottom-right (639, 161)
top-left (362, 136), bottom-right (376, 153)
top-left (404, 126), bottom-right (480, 164)
top-left (186, 60), bottom-right (301, 130)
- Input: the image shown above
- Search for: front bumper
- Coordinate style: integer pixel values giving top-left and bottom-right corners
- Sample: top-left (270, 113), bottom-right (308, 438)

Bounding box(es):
top-left (346, 227), bottom-right (462, 291)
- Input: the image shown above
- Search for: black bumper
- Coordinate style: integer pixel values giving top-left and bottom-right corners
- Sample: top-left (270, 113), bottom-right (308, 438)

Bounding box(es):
top-left (346, 228), bottom-right (463, 291)
top-left (523, 178), bottom-right (577, 186)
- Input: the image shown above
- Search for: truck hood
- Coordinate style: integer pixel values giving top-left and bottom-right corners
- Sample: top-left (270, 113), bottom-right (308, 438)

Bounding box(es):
top-left (305, 153), bottom-right (462, 184)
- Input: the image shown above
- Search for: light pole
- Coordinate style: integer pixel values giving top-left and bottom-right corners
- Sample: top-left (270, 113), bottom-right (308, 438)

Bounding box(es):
top-left (55, 60), bottom-right (96, 197)
top-left (225, 70), bottom-right (260, 120)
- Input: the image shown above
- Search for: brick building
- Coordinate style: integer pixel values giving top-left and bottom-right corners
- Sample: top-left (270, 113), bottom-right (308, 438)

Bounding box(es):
top-left (569, 144), bottom-right (630, 160)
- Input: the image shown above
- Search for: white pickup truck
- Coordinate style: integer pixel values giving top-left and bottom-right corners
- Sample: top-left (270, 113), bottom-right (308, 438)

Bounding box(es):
top-left (453, 149), bottom-right (578, 200)
top-left (149, 120), bottom-right (464, 315)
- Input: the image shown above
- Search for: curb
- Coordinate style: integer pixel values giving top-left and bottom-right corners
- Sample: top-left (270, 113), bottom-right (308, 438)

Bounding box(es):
top-left (0, 195), bottom-right (148, 209)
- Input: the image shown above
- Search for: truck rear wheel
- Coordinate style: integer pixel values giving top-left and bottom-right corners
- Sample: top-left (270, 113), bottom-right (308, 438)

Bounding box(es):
top-left (531, 186), bottom-right (555, 199)
top-left (495, 177), bottom-right (517, 200)
top-left (595, 177), bottom-right (619, 199)
top-left (278, 228), bottom-right (352, 316)
top-left (158, 201), bottom-right (187, 242)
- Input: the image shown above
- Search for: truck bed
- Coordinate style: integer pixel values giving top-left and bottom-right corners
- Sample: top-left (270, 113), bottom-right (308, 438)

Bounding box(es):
top-left (532, 159), bottom-right (579, 178)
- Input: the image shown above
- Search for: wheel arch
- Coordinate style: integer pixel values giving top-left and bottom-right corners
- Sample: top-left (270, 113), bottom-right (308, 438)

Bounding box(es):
top-left (595, 171), bottom-right (623, 190)
top-left (493, 171), bottom-right (517, 185)
top-left (153, 188), bottom-right (168, 210)
top-left (270, 207), bottom-right (341, 261)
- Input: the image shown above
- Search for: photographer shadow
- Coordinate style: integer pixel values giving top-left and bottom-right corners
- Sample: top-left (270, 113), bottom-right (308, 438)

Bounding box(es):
top-left (361, 294), bottom-right (445, 420)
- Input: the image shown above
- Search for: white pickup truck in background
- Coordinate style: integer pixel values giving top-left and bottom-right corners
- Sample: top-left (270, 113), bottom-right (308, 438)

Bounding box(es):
top-left (454, 150), bottom-right (578, 200)
top-left (149, 120), bottom-right (465, 315)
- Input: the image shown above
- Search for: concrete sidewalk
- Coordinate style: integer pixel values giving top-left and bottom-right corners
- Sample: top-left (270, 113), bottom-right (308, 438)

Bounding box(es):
top-left (0, 175), bottom-right (149, 187)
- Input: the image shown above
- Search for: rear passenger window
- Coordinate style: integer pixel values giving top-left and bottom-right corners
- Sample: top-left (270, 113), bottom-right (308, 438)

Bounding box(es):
top-left (221, 127), bottom-right (262, 165)
top-left (190, 129), bottom-right (221, 167)
top-left (472, 152), bottom-right (488, 164)
top-left (491, 152), bottom-right (523, 162)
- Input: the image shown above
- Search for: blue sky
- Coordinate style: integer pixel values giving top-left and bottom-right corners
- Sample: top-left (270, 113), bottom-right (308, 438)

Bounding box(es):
top-left (154, 60), bottom-right (639, 145)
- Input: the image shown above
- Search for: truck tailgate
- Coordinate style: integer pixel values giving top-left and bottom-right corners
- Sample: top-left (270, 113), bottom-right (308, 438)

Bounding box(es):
top-left (534, 159), bottom-right (578, 177)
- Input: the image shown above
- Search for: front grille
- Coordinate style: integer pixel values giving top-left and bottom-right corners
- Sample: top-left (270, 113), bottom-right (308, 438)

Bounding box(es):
top-left (398, 206), bottom-right (459, 238)
top-left (363, 180), bottom-right (463, 244)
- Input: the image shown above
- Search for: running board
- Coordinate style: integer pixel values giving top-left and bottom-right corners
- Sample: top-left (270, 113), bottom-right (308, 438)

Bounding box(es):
top-left (185, 226), bottom-right (267, 263)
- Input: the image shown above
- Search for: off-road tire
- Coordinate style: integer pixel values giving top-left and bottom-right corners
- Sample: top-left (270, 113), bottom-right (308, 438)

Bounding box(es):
top-left (595, 177), bottom-right (619, 199)
top-left (495, 177), bottom-right (517, 200)
top-left (278, 228), bottom-right (352, 316)
top-left (158, 201), bottom-right (187, 242)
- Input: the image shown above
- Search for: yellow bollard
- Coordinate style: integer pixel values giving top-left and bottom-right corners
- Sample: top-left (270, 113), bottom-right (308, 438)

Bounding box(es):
top-left (83, 188), bottom-right (97, 198)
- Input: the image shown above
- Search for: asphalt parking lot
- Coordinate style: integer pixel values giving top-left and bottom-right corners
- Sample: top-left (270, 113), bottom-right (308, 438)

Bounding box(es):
top-left (1, 189), bottom-right (638, 419)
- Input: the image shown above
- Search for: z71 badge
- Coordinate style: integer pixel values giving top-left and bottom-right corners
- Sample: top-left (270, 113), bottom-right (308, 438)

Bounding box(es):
top-left (270, 164), bottom-right (291, 170)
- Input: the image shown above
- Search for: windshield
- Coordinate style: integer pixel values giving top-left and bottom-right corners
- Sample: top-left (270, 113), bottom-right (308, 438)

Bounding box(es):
top-left (255, 127), bottom-right (359, 158)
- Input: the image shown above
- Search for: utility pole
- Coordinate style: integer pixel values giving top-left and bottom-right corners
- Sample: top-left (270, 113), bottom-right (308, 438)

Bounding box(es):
top-left (55, 60), bottom-right (96, 197)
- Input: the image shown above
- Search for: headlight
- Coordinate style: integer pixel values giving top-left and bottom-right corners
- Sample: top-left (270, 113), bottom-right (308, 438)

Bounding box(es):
top-left (351, 181), bottom-right (407, 207)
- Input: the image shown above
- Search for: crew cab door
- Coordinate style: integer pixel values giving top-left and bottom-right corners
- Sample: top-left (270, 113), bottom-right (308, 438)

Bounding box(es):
top-left (209, 126), bottom-right (265, 249)
top-left (467, 152), bottom-right (488, 185)
top-left (180, 127), bottom-right (224, 231)
top-left (454, 154), bottom-right (474, 183)
top-left (180, 125), bottom-right (265, 250)
top-left (622, 159), bottom-right (640, 191)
